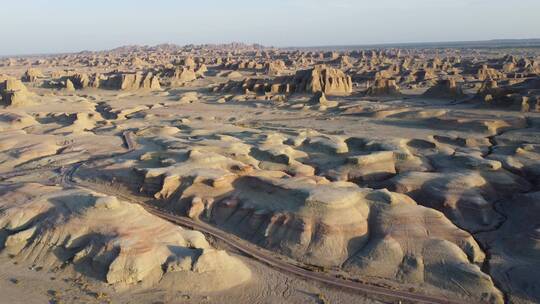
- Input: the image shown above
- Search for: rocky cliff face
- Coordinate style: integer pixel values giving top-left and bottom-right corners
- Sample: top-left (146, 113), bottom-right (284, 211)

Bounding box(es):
top-left (293, 64), bottom-right (352, 95)
top-left (215, 64), bottom-right (352, 96)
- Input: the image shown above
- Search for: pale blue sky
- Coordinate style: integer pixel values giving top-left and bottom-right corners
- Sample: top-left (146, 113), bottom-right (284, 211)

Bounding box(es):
top-left (2, 0), bottom-right (539, 55)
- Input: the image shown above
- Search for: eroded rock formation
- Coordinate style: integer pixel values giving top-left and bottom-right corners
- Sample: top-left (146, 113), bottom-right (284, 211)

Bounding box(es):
top-left (0, 183), bottom-right (251, 290)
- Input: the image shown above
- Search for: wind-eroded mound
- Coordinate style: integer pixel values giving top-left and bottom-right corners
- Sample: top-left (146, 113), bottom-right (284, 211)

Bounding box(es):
top-left (88, 126), bottom-right (504, 302)
top-left (0, 183), bottom-right (251, 291)
top-left (387, 169), bottom-right (528, 232)
top-left (133, 159), bottom-right (501, 302)
top-left (344, 190), bottom-right (501, 304)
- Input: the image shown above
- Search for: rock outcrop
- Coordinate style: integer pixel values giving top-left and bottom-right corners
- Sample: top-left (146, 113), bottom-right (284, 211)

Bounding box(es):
top-left (0, 78), bottom-right (29, 106)
top-left (21, 68), bottom-right (44, 82)
top-left (0, 183), bottom-right (251, 291)
top-left (366, 78), bottom-right (401, 96)
top-left (477, 65), bottom-right (504, 81)
top-left (65, 78), bottom-right (75, 91)
top-left (215, 65), bottom-right (352, 96)
top-left (293, 65), bottom-right (352, 95)
top-left (107, 126), bottom-right (506, 303)
top-left (104, 72), bottom-right (161, 91)
top-left (171, 67), bottom-right (197, 85)
top-left (423, 78), bottom-right (465, 99)
top-left (69, 73), bottom-right (90, 89)
top-left (477, 80), bottom-right (506, 103)
top-left (265, 60), bottom-right (286, 76)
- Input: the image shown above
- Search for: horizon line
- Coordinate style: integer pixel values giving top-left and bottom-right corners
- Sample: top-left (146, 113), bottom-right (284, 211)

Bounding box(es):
top-left (2, 37), bottom-right (540, 58)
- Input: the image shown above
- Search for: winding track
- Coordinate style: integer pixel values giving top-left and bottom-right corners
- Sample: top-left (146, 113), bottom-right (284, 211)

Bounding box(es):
top-left (6, 131), bottom-right (470, 304)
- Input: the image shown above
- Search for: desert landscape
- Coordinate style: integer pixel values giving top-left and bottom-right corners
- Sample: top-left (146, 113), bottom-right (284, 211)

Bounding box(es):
top-left (1, 1), bottom-right (540, 303)
top-left (0, 41), bottom-right (539, 304)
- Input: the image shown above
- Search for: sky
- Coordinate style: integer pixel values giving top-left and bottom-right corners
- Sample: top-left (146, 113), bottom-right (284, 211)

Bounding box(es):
top-left (1, 0), bottom-right (540, 55)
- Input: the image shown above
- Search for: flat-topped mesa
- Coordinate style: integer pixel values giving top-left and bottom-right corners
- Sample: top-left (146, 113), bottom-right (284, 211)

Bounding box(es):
top-left (366, 77), bottom-right (401, 96)
top-left (104, 71), bottom-right (161, 91)
top-left (422, 78), bottom-right (466, 99)
top-left (214, 65), bottom-right (352, 96)
top-left (293, 64), bottom-right (352, 95)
